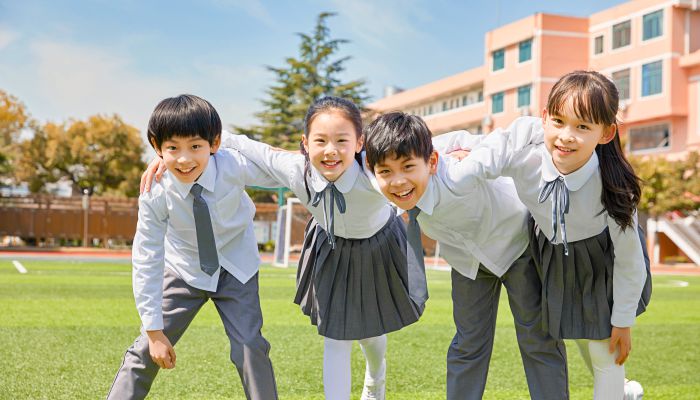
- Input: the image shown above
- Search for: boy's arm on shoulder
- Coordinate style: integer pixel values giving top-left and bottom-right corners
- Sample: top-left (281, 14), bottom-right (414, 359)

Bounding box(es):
top-left (132, 188), bottom-right (168, 331)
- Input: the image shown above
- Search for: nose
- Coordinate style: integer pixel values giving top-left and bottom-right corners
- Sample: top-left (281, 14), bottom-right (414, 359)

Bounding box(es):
top-left (390, 174), bottom-right (407, 186)
top-left (560, 127), bottom-right (576, 143)
top-left (176, 154), bottom-right (191, 163)
top-left (324, 144), bottom-right (338, 156)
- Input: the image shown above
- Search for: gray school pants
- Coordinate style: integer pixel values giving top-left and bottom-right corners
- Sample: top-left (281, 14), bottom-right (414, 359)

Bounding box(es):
top-left (446, 250), bottom-right (569, 400)
top-left (107, 268), bottom-right (278, 400)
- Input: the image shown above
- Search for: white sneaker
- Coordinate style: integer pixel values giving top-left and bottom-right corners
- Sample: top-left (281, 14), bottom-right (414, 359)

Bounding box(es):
top-left (360, 380), bottom-right (385, 400)
top-left (361, 360), bottom-right (386, 400)
top-left (623, 379), bottom-right (644, 400)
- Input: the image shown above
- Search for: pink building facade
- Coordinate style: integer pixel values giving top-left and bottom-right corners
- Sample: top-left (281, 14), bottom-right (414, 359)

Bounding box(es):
top-left (369, 0), bottom-right (700, 158)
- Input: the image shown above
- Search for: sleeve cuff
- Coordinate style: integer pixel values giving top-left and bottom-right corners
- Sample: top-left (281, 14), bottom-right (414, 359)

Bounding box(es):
top-left (140, 313), bottom-right (164, 331)
top-left (611, 311), bottom-right (636, 328)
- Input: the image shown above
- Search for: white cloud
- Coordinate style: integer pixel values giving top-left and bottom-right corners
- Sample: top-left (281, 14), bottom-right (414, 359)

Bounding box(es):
top-left (329, 0), bottom-right (432, 47)
top-left (0, 26), bottom-right (19, 50)
top-left (211, 0), bottom-right (275, 27)
top-left (28, 40), bottom-right (180, 133)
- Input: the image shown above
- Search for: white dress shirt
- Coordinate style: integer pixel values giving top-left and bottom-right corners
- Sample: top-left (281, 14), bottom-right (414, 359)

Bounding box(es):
top-left (444, 117), bottom-right (647, 328)
top-left (220, 132), bottom-right (393, 239)
top-left (410, 155), bottom-right (530, 279)
top-left (132, 148), bottom-right (279, 330)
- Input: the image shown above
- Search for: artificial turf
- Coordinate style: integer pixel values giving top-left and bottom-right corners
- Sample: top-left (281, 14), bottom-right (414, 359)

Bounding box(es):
top-left (0, 259), bottom-right (698, 399)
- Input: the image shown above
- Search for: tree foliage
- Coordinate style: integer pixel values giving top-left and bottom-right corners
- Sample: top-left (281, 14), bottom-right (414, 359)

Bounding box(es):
top-left (0, 90), bottom-right (29, 179)
top-left (15, 115), bottom-right (146, 197)
top-left (630, 151), bottom-right (700, 216)
top-left (234, 12), bottom-right (370, 150)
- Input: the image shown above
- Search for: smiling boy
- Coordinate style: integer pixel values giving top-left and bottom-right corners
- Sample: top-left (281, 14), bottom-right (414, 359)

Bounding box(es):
top-left (363, 112), bottom-right (569, 400)
top-left (107, 94), bottom-right (278, 400)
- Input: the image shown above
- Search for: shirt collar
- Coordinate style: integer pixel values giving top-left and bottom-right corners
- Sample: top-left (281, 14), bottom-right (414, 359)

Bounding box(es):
top-left (169, 154), bottom-right (218, 198)
top-left (309, 159), bottom-right (360, 194)
top-left (540, 146), bottom-right (598, 192)
top-left (415, 174), bottom-right (438, 215)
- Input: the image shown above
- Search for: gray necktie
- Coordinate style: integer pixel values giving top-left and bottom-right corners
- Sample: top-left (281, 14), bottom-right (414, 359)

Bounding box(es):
top-left (538, 176), bottom-right (570, 255)
top-left (190, 183), bottom-right (219, 276)
top-left (406, 208), bottom-right (429, 308)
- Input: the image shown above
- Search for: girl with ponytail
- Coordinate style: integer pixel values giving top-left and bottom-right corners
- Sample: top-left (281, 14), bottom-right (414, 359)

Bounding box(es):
top-left (443, 70), bottom-right (651, 399)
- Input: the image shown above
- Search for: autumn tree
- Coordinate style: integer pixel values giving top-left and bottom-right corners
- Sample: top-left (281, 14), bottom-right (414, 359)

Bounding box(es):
top-left (630, 151), bottom-right (700, 216)
top-left (0, 90), bottom-right (29, 180)
top-left (16, 114), bottom-right (146, 197)
top-left (235, 12), bottom-right (369, 149)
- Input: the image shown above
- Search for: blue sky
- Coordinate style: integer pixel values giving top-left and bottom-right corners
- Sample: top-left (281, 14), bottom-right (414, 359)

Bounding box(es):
top-left (0, 0), bottom-right (626, 144)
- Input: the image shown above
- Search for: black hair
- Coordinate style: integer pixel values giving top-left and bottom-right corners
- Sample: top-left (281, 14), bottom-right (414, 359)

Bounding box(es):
top-left (147, 94), bottom-right (222, 151)
top-left (299, 96), bottom-right (364, 201)
top-left (364, 111), bottom-right (434, 171)
top-left (547, 70), bottom-right (641, 230)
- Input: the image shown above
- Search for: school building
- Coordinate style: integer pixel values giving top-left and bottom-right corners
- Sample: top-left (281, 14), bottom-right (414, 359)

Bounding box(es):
top-left (368, 0), bottom-right (700, 265)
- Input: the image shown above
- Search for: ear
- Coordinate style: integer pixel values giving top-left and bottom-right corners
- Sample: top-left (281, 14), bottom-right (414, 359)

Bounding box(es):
top-left (598, 124), bottom-right (617, 145)
top-left (428, 150), bottom-right (438, 175)
top-left (356, 134), bottom-right (365, 153)
top-left (210, 136), bottom-right (221, 154)
top-left (541, 108), bottom-right (549, 123)
top-left (301, 135), bottom-right (309, 154)
top-left (150, 138), bottom-right (163, 158)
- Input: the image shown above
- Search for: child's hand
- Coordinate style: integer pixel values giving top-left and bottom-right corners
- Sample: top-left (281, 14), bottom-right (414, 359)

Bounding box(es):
top-left (140, 158), bottom-right (167, 194)
top-left (447, 148), bottom-right (471, 161)
top-left (146, 330), bottom-right (177, 369)
top-left (609, 326), bottom-right (631, 365)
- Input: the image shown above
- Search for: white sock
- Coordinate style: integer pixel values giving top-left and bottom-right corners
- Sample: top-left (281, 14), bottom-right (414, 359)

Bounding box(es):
top-left (576, 339), bottom-right (625, 400)
top-left (323, 337), bottom-right (352, 400)
top-left (358, 335), bottom-right (387, 384)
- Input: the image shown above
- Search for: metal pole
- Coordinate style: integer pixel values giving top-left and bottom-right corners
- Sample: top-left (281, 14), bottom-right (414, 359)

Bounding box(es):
top-left (82, 189), bottom-right (89, 247)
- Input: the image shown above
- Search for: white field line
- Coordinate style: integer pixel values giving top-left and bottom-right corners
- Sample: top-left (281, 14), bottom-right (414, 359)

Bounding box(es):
top-left (12, 260), bottom-right (28, 274)
top-left (668, 280), bottom-right (690, 287)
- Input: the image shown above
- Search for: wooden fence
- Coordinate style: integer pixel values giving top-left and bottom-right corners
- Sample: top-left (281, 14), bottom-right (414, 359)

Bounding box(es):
top-left (0, 195), bottom-right (282, 246)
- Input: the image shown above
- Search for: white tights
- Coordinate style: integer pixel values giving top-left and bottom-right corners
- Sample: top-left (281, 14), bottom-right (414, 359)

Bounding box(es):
top-left (576, 339), bottom-right (625, 399)
top-left (323, 335), bottom-right (387, 400)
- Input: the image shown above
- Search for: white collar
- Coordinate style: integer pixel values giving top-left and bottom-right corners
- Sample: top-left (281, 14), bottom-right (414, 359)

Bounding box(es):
top-left (169, 154), bottom-right (218, 198)
top-left (540, 146), bottom-right (598, 192)
top-left (309, 158), bottom-right (360, 194)
top-left (415, 176), bottom-right (437, 215)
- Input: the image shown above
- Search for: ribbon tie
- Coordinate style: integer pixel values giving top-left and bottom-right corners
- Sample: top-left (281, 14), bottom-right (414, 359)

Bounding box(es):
top-left (538, 176), bottom-right (570, 255)
top-left (311, 182), bottom-right (347, 249)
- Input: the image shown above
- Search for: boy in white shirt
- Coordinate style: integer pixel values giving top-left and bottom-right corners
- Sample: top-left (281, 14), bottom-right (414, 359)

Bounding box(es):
top-left (363, 112), bottom-right (568, 400)
top-left (107, 94), bottom-right (278, 400)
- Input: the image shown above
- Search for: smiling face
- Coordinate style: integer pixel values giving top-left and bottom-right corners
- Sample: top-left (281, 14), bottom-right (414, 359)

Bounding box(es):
top-left (372, 151), bottom-right (438, 210)
top-left (154, 135), bottom-right (220, 183)
top-left (302, 110), bottom-right (364, 182)
top-left (542, 98), bottom-right (615, 175)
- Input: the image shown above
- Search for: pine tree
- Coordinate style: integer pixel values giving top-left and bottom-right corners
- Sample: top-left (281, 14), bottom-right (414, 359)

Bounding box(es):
top-left (235, 12), bottom-right (369, 150)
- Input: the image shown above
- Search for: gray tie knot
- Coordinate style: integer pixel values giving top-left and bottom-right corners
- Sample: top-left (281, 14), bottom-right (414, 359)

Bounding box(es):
top-left (408, 207), bottom-right (421, 222)
top-left (190, 183), bottom-right (204, 198)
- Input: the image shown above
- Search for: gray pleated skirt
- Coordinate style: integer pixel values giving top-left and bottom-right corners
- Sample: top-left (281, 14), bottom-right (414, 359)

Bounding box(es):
top-left (528, 217), bottom-right (652, 340)
top-left (294, 213), bottom-right (424, 340)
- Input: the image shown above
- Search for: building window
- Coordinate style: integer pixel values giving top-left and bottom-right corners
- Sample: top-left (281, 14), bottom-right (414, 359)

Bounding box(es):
top-left (492, 49), bottom-right (505, 71)
top-left (462, 96), bottom-right (467, 106)
top-left (492, 92), bottom-right (504, 113)
top-left (643, 10), bottom-right (663, 40)
top-left (519, 39), bottom-right (532, 62)
top-left (629, 124), bottom-right (669, 152)
top-left (478, 91), bottom-right (483, 102)
top-left (612, 20), bottom-right (631, 49)
top-left (594, 35), bottom-right (604, 54)
top-left (442, 101), bottom-right (448, 111)
top-left (642, 60), bottom-right (662, 96)
top-left (517, 85), bottom-right (531, 107)
top-left (612, 69), bottom-right (630, 100)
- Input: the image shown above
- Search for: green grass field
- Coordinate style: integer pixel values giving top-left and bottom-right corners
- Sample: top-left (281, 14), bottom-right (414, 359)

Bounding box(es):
top-left (0, 259), bottom-right (699, 399)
